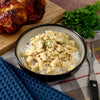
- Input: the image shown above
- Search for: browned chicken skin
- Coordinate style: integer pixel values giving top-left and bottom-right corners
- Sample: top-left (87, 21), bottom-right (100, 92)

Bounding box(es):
top-left (0, 0), bottom-right (45, 33)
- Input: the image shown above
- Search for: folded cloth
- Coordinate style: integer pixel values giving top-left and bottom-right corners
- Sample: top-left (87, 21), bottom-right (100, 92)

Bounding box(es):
top-left (0, 57), bottom-right (33, 100)
top-left (0, 57), bottom-right (74, 100)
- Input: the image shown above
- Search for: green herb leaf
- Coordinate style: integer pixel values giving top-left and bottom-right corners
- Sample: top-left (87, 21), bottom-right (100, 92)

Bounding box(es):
top-left (61, 1), bottom-right (100, 39)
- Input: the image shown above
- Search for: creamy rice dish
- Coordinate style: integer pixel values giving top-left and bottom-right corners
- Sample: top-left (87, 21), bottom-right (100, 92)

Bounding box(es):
top-left (21, 30), bottom-right (80, 75)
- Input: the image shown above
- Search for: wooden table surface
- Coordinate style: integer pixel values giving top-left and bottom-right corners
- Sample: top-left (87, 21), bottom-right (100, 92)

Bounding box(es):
top-left (50, 0), bottom-right (98, 10)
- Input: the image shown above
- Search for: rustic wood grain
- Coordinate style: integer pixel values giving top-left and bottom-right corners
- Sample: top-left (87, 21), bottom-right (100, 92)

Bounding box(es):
top-left (0, 0), bottom-right (65, 56)
top-left (50, 0), bottom-right (98, 11)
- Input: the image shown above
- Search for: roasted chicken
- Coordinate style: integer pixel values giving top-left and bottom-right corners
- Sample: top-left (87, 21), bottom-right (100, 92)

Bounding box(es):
top-left (0, 0), bottom-right (46, 33)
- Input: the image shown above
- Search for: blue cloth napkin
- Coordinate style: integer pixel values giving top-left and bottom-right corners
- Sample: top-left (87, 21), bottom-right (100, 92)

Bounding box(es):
top-left (0, 57), bottom-right (74, 100)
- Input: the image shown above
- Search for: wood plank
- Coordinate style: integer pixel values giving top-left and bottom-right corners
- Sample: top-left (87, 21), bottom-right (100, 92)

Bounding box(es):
top-left (50, 0), bottom-right (98, 11)
top-left (0, 0), bottom-right (65, 55)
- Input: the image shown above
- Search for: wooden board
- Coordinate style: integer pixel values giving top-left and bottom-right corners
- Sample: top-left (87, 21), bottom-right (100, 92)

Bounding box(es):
top-left (0, 0), bottom-right (65, 55)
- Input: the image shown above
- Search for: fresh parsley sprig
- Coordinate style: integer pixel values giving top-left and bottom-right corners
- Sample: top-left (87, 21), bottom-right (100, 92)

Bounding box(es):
top-left (61, 1), bottom-right (100, 39)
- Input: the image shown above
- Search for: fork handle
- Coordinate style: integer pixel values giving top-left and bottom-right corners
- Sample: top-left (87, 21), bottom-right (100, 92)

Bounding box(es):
top-left (89, 80), bottom-right (99, 100)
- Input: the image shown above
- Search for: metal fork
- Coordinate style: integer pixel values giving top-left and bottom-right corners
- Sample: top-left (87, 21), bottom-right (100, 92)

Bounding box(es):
top-left (86, 42), bottom-right (99, 100)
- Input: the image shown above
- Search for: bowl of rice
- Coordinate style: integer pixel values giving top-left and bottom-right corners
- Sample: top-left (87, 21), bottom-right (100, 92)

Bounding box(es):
top-left (15, 24), bottom-right (87, 81)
